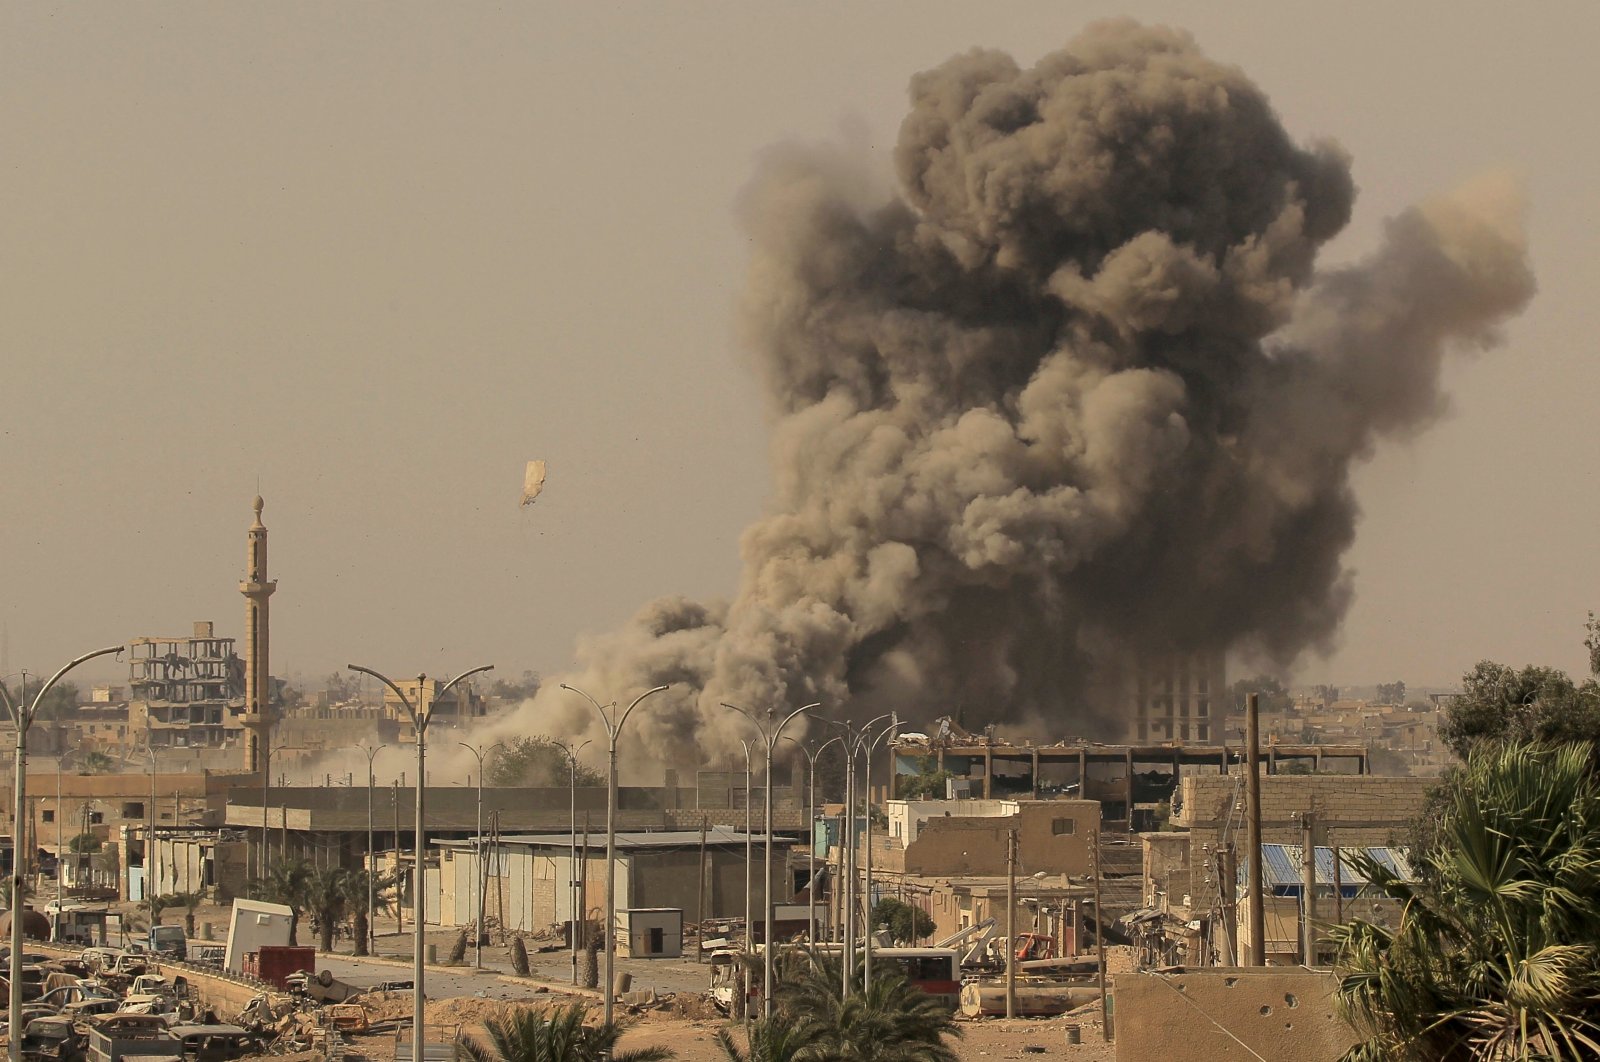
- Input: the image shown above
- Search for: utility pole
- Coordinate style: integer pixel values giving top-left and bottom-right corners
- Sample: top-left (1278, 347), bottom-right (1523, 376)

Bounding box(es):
top-left (1093, 830), bottom-right (1108, 1041)
top-left (1245, 692), bottom-right (1266, 965)
top-left (1005, 828), bottom-right (1017, 1019)
top-left (1333, 835), bottom-right (1344, 929)
top-left (1218, 844), bottom-right (1238, 966)
top-left (1300, 806), bottom-right (1318, 965)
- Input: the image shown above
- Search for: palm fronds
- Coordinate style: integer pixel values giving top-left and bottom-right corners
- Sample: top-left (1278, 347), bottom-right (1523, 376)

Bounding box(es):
top-left (1332, 743), bottom-right (1600, 1061)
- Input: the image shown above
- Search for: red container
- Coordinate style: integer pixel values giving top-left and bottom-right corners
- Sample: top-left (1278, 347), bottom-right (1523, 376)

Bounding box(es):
top-left (245, 945), bottom-right (316, 988)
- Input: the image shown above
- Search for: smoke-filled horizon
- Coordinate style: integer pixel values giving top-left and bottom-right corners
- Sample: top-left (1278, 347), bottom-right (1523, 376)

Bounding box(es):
top-left (454, 19), bottom-right (1533, 776)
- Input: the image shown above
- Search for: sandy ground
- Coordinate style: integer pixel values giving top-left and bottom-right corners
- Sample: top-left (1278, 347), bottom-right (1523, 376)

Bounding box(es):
top-left (608, 1011), bottom-right (1116, 1062)
top-left (177, 904), bottom-right (1121, 1062)
top-left (347, 994), bottom-right (1115, 1062)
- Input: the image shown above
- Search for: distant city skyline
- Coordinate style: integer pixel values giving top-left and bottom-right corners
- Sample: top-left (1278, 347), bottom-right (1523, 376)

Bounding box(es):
top-left (4, 3), bottom-right (1597, 701)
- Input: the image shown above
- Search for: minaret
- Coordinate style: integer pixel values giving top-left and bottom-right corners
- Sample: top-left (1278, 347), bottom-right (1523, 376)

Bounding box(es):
top-left (240, 496), bottom-right (277, 774)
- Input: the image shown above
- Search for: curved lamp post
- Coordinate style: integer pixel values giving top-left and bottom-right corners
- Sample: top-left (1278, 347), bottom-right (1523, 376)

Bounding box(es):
top-left (0, 643), bottom-right (123, 1062)
top-left (723, 700), bottom-right (817, 1019)
top-left (859, 715), bottom-right (901, 992)
top-left (348, 663), bottom-right (493, 1062)
top-left (784, 735), bottom-right (843, 946)
top-left (738, 739), bottom-right (753, 1027)
top-left (825, 713), bottom-right (890, 997)
top-left (456, 740), bottom-right (503, 970)
top-left (558, 683), bottom-right (668, 1031)
top-left (550, 739), bottom-right (592, 984)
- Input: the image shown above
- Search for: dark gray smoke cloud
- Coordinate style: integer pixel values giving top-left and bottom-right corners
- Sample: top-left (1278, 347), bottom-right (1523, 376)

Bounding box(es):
top-left (485, 19), bottom-right (1534, 770)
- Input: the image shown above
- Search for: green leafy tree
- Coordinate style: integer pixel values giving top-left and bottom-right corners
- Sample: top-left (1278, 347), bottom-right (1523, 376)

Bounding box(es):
top-left (488, 736), bottom-right (602, 788)
top-left (1229, 675), bottom-right (1292, 713)
top-left (1374, 681), bottom-right (1406, 705)
top-left (870, 898), bottom-right (934, 945)
top-left (68, 832), bottom-right (101, 854)
top-left (1332, 743), bottom-right (1600, 1060)
top-left (78, 751), bottom-right (116, 774)
top-left (459, 1002), bottom-right (671, 1062)
top-left (487, 671), bottom-right (542, 705)
top-left (324, 671), bottom-right (362, 703)
top-left (3, 680), bottom-right (79, 723)
top-left (775, 947), bottom-right (961, 1062)
top-left (247, 858), bottom-right (311, 945)
top-left (1437, 661), bottom-right (1600, 761)
top-left (894, 757), bottom-right (951, 800)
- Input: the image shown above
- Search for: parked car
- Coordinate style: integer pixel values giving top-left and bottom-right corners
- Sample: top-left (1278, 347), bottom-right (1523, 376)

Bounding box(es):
top-left (61, 999), bottom-right (121, 1022)
top-left (20, 1016), bottom-right (86, 1062)
top-left (167, 1026), bottom-right (260, 1062)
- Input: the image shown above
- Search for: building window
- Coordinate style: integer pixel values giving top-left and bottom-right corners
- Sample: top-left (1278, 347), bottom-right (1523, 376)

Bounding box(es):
top-left (41, 810), bottom-right (54, 824)
top-left (89, 811), bottom-right (104, 825)
top-left (1051, 818), bottom-right (1076, 836)
top-left (1198, 725), bottom-right (1210, 741)
top-left (1197, 699), bottom-right (1210, 718)
top-left (122, 802), bottom-right (145, 819)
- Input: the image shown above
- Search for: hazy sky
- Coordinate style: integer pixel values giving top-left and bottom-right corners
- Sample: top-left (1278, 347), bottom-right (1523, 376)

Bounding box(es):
top-left (3, 2), bottom-right (1597, 697)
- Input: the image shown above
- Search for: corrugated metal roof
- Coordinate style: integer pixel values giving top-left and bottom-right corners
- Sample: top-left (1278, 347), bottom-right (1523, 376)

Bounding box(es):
top-left (1244, 845), bottom-right (1414, 894)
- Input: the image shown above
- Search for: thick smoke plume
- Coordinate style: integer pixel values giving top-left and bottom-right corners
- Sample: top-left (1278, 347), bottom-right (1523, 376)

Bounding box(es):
top-left (481, 20), bottom-right (1534, 772)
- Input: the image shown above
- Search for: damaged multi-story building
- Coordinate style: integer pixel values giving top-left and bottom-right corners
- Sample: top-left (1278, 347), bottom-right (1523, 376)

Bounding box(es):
top-left (126, 621), bottom-right (246, 751)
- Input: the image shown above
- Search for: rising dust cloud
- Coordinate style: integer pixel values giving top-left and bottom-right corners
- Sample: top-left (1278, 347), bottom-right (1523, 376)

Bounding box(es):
top-left (474, 20), bottom-right (1534, 775)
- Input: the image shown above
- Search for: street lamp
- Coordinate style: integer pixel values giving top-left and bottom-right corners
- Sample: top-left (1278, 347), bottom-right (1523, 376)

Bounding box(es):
top-left (738, 738), bottom-right (753, 1024)
top-left (144, 742), bottom-right (160, 899)
top-left (456, 740), bottom-right (503, 970)
top-left (784, 735), bottom-right (843, 945)
top-left (859, 715), bottom-right (901, 993)
top-left (358, 744), bottom-right (381, 957)
top-left (550, 739), bottom-right (592, 985)
top-left (826, 714), bottom-right (890, 997)
top-left (348, 664), bottom-right (493, 1062)
top-left (723, 700), bottom-right (816, 1019)
top-left (559, 683), bottom-right (669, 1031)
top-left (0, 643), bottom-right (122, 1062)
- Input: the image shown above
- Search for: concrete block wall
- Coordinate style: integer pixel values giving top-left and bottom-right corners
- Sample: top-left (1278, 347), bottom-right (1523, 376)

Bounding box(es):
top-left (1116, 968), bottom-right (1356, 1061)
top-left (1174, 775), bottom-right (1430, 855)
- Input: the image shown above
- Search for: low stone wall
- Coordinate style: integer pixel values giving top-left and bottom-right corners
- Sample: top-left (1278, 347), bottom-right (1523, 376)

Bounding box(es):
top-left (1114, 967), bottom-right (1356, 1062)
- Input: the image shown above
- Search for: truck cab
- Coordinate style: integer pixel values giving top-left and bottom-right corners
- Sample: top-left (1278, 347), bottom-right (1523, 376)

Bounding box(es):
top-left (146, 928), bottom-right (186, 961)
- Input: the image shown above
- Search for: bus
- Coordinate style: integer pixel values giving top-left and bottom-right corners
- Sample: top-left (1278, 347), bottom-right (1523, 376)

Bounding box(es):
top-left (729, 945), bottom-right (961, 1012)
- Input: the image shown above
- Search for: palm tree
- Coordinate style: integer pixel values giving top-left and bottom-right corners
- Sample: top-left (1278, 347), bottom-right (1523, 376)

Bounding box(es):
top-left (166, 891), bottom-right (204, 937)
top-left (141, 892), bottom-right (171, 927)
top-left (303, 867), bottom-right (352, 953)
top-left (247, 858), bottom-right (311, 946)
top-left (1331, 742), bottom-right (1600, 1061)
top-left (342, 869), bottom-right (394, 957)
top-left (714, 1013), bottom-right (820, 1062)
top-left (459, 1002), bottom-right (672, 1062)
top-left (774, 947), bottom-right (961, 1062)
